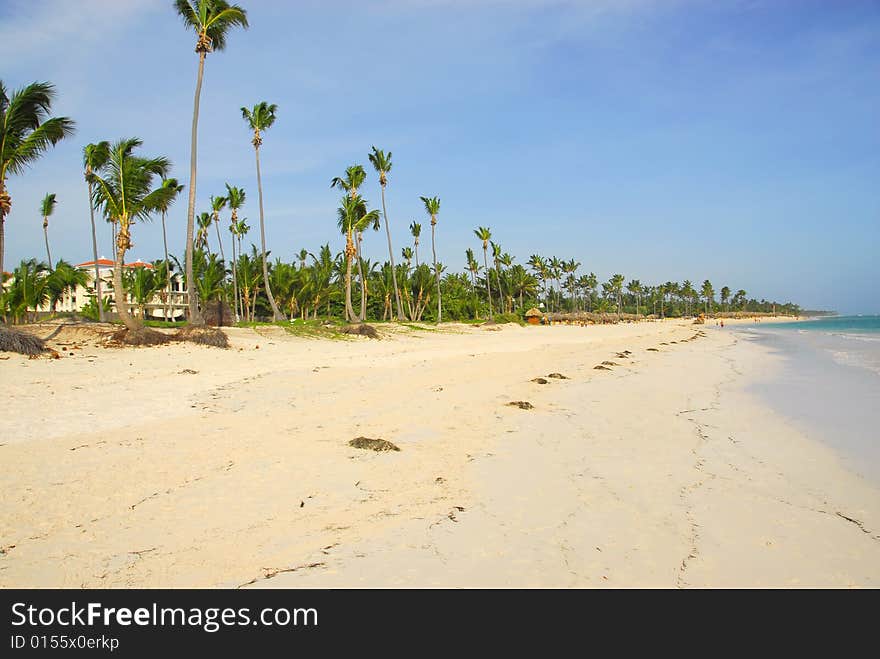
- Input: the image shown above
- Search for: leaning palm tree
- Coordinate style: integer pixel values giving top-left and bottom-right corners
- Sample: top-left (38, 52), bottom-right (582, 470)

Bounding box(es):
top-left (39, 193), bottom-right (57, 269)
top-left (224, 183), bottom-right (246, 320)
top-left (174, 0), bottom-right (248, 324)
top-left (368, 146), bottom-right (405, 320)
top-left (0, 80), bottom-right (75, 275)
top-left (241, 101), bottom-right (283, 321)
top-left (88, 137), bottom-right (174, 335)
top-left (474, 227), bottom-right (493, 320)
top-left (155, 177), bottom-right (184, 321)
top-left (83, 142), bottom-right (110, 321)
top-left (420, 196), bottom-right (442, 323)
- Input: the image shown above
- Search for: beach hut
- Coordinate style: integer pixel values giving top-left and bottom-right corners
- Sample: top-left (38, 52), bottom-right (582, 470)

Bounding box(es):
top-left (525, 308), bottom-right (543, 325)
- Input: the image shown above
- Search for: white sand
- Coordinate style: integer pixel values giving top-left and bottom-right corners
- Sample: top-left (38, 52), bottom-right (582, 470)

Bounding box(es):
top-left (1, 319), bottom-right (877, 587)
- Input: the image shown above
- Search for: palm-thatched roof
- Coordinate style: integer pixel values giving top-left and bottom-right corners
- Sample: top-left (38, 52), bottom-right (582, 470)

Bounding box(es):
top-left (524, 307), bottom-right (543, 318)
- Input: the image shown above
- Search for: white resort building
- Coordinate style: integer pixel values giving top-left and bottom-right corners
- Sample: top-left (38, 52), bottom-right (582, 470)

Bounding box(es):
top-left (43, 258), bottom-right (187, 320)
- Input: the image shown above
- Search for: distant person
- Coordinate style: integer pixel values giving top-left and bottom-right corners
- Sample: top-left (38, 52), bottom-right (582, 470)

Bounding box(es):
top-left (720, 320), bottom-right (724, 328)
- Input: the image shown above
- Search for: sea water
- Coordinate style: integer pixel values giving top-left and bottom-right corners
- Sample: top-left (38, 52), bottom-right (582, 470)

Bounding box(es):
top-left (728, 316), bottom-right (880, 485)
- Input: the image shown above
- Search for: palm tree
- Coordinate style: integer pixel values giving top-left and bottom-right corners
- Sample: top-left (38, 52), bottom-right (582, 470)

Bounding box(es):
top-left (337, 194), bottom-right (379, 322)
top-left (330, 165), bottom-right (366, 199)
top-left (410, 221), bottom-right (421, 268)
top-left (0, 80), bottom-right (75, 275)
top-left (420, 196), bottom-right (442, 323)
top-left (609, 273), bottom-right (625, 317)
top-left (196, 211), bottom-right (213, 252)
top-left (701, 279), bottom-right (714, 316)
top-left (47, 260), bottom-right (88, 313)
top-left (88, 137), bottom-right (174, 334)
top-left (174, 0), bottom-right (248, 324)
top-left (225, 183), bottom-right (246, 320)
top-left (368, 146), bottom-right (405, 320)
top-left (155, 177), bottom-right (184, 320)
top-left (241, 101), bottom-right (283, 321)
top-left (39, 193), bottom-right (57, 269)
top-left (627, 279), bottom-right (642, 316)
top-left (210, 193), bottom-right (227, 263)
top-left (720, 286), bottom-right (731, 312)
top-left (83, 142), bottom-right (110, 321)
top-left (473, 227), bottom-right (493, 320)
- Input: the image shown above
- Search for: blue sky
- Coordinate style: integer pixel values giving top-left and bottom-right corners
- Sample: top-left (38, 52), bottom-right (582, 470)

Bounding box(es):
top-left (3, 0), bottom-right (879, 313)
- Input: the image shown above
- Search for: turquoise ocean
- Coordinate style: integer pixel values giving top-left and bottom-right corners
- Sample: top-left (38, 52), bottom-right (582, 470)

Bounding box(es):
top-left (730, 316), bottom-right (880, 484)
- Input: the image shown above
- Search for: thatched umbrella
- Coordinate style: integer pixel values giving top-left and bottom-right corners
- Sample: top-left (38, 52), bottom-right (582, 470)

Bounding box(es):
top-left (525, 307), bottom-right (543, 325)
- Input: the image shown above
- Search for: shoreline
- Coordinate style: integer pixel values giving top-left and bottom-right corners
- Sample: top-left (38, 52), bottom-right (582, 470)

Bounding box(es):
top-left (1, 320), bottom-right (877, 587)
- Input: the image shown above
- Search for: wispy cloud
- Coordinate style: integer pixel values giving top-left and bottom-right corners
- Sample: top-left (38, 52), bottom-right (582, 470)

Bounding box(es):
top-left (0, 0), bottom-right (159, 65)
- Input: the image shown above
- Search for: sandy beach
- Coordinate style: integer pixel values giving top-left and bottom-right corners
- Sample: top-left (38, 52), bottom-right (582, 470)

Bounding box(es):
top-left (1, 319), bottom-right (878, 588)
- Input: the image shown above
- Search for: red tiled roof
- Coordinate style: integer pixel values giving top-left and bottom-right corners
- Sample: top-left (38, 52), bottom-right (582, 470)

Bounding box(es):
top-left (75, 258), bottom-right (115, 268)
top-left (75, 259), bottom-right (154, 269)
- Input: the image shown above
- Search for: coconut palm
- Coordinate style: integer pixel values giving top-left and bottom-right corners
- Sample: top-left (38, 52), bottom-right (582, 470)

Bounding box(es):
top-left (155, 177), bottom-right (184, 320)
top-left (210, 193), bottom-right (228, 263)
top-left (83, 142), bottom-right (110, 321)
top-left (627, 279), bottom-right (642, 316)
top-left (368, 147), bottom-right (405, 320)
top-left (410, 221), bottom-right (421, 268)
top-left (337, 194), bottom-right (379, 322)
top-left (224, 183), bottom-right (246, 320)
top-left (0, 80), bottom-right (75, 275)
top-left (39, 193), bottom-right (57, 269)
top-left (88, 137), bottom-right (174, 334)
top-left (420, 196), bottom-right (442, 323)
top-left (473, 227), bottom-right (494, 320)
top-left (174, 0), bottom-right (248, 324)
top-left (241, 101), bottom-right (283, 321)
top-left (490, 240), bottom-right (503, 307)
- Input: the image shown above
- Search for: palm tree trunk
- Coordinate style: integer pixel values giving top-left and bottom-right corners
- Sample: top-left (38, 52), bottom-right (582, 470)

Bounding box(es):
top-left (414, 239), bottom-right (419, 269)
top-left (87, 180), bottom-right (106, 322)
top-left (0, 180), bottom-right (6, 277)
top-left (431, 219), bottom-right (441, 324)
top-left (356, 232), bottom-right (366, 321)
top-left (112, 223), bottom-right (141, 332)
top-left (344, 231), bottom-right (357, 323)
top-left (380, 184), bottom-right (405, 320)
top-left (231, 230), bottom-right (239, 322)
top-left (482, 248), bottom-right (494, 320)
top-left (161, 211), bottom-right (171, 322)
top-left (185, 51), bottom-right (206, 326)
top-left (214, 220), bottom-right (226, 264)
top-left (254, 144), bottom-right (283, 321)
top-left (43, 221), bottom-right (53, 270)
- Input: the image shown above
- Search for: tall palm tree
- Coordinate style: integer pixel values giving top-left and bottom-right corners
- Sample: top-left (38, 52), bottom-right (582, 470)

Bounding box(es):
top-left (83, 142), bottom-right (110, 321)
top-left (337, 194), bottom-right (379, 323)
top-left (210, 193), bottom-right (227, 263)
top-left (474, 227), bottom-right (493, 320)
top-left (420, 196), bottom-right (442, 323)
top-left (0, 80), bottom-right (75, 275)
top-left (39, 193), bottom-right (57, 269)
top-left (174, 0), bottom-right (248, 324)
top-left (224, 183), bottom-right (246, 320)
top-left (490, 240), bottom-right (503, 309)
top-left (155, 177), bottom-right (184, 321)
top-left (241, 101), bottom-right (283, 321)
top-left (88, 137), bottom-right (173, 333)
top-left (368, 146), bottom-right (405, 320)
top-left (410, 221), bottom-right (421, 268)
